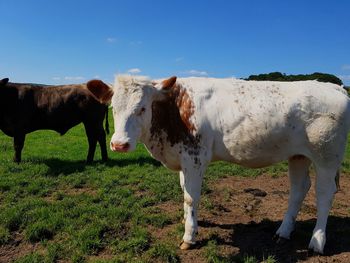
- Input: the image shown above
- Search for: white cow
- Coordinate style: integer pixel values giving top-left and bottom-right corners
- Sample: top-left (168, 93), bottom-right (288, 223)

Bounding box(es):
top-left (93, 75), bottom-right (350, 253)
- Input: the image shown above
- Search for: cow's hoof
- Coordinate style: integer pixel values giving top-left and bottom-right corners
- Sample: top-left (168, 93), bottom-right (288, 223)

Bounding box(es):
top-left (307, 248), bottom-right (322, 257)
top-left (308, 229), bottom-right (325, 254)
top-left (179, 241), bottom-right (194, 250)
top-left (276, 236), bottom-right (290, 245)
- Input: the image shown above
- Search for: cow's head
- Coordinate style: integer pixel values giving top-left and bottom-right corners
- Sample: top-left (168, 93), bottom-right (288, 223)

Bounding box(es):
top-left (0, 78), bottom-right (9, 87)
top-left (108, 75), bottom-right (177, 152)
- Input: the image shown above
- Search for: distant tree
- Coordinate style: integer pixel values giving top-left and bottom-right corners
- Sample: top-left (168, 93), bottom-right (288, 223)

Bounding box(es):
top-left (246, 72), bottom-right (343, 85)
top-left (247, 72), bottom-right (285, 81)
top-left (309, 72), bottom-right (343, 85)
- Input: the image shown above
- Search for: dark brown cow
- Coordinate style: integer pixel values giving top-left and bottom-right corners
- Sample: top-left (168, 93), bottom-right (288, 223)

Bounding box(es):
top-left (0, 78), bottom-right (110, 163)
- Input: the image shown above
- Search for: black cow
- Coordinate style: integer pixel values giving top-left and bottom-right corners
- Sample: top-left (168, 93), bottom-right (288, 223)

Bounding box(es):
top-left (0, 78), bottom-right (113, 163)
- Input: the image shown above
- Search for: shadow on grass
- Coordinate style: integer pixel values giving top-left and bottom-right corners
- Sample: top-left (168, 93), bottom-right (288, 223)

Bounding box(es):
top-left (104, 156), bottom-right (162, 168)
top-left (36, 156), bottom-right (161, 176)
top-left (196, 216), bottom-right (350, 263)
top-left (39, 158), bottom-right (87, 176)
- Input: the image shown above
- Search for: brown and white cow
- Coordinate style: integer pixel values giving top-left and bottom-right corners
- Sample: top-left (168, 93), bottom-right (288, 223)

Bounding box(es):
top-left (94, 75), bottom-right (350, 253)
top-left (0, 78), bottom-right (111, 163)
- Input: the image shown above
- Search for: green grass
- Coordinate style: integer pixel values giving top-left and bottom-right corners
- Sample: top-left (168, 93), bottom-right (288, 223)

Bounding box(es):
top-left (204, 238), bottom-right (276, 263)
top-left (1, 109), bottom-right (350, 262)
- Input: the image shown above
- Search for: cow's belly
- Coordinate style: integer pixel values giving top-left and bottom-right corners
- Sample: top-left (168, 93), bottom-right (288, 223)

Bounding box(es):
top-left (0, 126), bottom-right (15, 137)
top-left (31, 115), bottom-right (82, 135)
top-left (223, 147), bottom-right (291, 168)
top-left (213, 142), bottom-right (294, 168)
top-left (211, 118), bottom-right (307, 168)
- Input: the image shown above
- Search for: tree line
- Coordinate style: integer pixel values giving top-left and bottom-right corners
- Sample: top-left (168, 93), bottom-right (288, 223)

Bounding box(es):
top-left (245, 72), bottom-right (343, 86)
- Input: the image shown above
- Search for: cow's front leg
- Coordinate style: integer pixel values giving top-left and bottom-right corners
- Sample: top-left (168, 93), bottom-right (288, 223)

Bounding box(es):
top-left (13, 134), bottom-right (25, 163)
top-left (179, 171), bottom-right (188, 224)
top-left (180, 163), bottom-right (206, 250)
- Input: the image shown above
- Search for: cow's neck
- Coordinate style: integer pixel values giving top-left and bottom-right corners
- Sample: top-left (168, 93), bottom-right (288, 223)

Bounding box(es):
top-left (150, 83), bottom-right (199, 145)
top-left (140, 83), bottom-right (201, 169)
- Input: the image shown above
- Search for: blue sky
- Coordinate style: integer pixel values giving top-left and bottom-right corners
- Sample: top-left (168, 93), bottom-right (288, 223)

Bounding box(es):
top-left (1, 0), bottom-right (349, 85)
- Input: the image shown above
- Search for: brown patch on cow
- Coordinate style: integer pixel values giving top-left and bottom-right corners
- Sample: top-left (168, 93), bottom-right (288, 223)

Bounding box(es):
top-left (161, 76), bottom-right (177, 90)
top-left (150, 82), bottom-right (200, 149)
top-left (173, 84), bottom-right (196, 133)
top-left (86, 80), bottom-right (113, 104)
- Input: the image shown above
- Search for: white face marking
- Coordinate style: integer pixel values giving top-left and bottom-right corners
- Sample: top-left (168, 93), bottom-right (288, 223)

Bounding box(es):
top-left (110, 76), bottom-right (154, 152)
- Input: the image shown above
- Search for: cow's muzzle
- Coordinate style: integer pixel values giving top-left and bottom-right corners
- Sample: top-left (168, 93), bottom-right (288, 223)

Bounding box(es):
top-left (110, 142), bottom-right (130, 152)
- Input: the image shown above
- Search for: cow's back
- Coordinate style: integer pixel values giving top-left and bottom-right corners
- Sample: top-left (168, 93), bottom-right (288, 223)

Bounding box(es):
top-left (179, 78), bottom-right (350, 167)
top-left (33, 84), bottom-right (105, 134)
top-left (0, 83), bottom-right (105, 135)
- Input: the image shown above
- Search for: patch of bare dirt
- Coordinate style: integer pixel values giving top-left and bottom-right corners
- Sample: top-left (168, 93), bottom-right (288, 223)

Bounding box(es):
top-left (156, 173), bottom-right (350, 263)
top-left (0, 232), bottom-right (42, 263)
top-left (44, 187), bottom-right (98, 203)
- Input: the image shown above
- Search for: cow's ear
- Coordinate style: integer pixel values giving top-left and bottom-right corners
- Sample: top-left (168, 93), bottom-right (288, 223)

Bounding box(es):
top-left (86, 79), bottom-right (114, 104)
top-left (154, 76), bottom-right (177, 91)
top-left (0, 78), bottom-right (9, 86)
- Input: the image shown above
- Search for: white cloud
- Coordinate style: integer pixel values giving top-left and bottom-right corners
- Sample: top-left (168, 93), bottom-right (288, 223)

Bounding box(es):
top-left (175, 57), bottom-right (184, 62)
top-left (127, 68), bottom-right (141, 74)
top-left (107, 37), bottom-right (117, 43)
top-left (341, 65), bottom-right (350, 71)
top-left (64, 76), bottom-right (85, 81)
top-left (52, 76), bottom-right (85, 84)
top-left (185, 69), bottom-right (208, 76)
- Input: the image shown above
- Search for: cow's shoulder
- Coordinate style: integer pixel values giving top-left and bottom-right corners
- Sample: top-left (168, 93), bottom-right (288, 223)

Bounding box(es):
top-left (150, 81), bottom-right (201, 150)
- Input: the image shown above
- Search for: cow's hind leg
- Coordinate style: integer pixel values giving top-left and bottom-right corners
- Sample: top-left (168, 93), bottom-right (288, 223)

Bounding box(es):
top-left (84, 125), bottom-right (97, 164)
top-left (97, 127), bottom-right (108, 162)
top-left (276, 155), bottom-right (311, 239)
top-left (308, 165), bottom-right (338, 254)
top-left (13, 134), bottom-right (25, 163)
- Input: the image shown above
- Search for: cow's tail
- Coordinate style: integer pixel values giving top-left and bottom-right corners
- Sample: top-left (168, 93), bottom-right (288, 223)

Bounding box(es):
top-left (335, 169), bottom-right (340, 192)
top-left (105, 105), bottom-right (110, 135)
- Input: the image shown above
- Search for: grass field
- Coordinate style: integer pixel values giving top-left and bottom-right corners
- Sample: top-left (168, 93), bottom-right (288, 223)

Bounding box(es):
top-left (1, 110), bottom-right (350, 263)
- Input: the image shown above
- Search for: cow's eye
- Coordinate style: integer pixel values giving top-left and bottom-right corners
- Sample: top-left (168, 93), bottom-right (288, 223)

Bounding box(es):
top-left (137, 107), bottom-right (146, 116)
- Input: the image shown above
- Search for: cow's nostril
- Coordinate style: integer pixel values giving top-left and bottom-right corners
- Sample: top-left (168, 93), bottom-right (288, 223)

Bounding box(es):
top-left (111, 142), bottom-right (130, 152)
